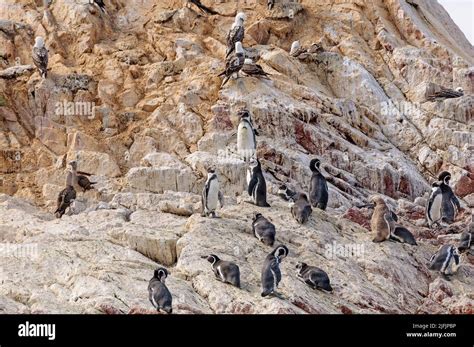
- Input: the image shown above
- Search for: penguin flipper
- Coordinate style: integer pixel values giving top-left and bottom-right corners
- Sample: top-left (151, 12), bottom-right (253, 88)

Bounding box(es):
top-left (247, 176), bottom-right (257, 196)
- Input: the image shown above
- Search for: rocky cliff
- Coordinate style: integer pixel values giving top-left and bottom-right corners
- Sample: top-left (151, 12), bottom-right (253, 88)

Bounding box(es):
top-left (0, 0), bottom-right (473, 314)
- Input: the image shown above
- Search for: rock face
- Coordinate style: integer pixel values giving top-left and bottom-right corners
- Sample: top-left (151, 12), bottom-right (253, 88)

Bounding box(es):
top-left (0, 0), bottom-right (473, 314)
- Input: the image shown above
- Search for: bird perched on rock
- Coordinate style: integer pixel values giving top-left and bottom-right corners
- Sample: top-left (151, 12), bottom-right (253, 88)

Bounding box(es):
top-left (261, 245), bottom-right (288, 297)
top-left (69, 160), bottom-right (96, 192)
top-left (384, 212), bottom-right (417, 245)
top-left (201, 254), bottom-right (241, 288)
top-left (428, 244), bottom-right (461, 280)
top-left (32, 36), bottom-right (48, 79)
top-left (201, 168), bottom-right (224, 217)
top-left (218, 42), bottom-right (245, 87)
top-left (370, 195), bottom-right (394, 243)
top-left (186, 0), bottom-right (217, 15)
top-left (252, 213), bottom-right (276, 246)
top-left (241, 58), bottom-right (270, 79)
top-left (237, 108), bottom-right (257, 162)
top-left (55, 171), bottom-right (76, 218)
top-left (296, 262), bottom-right (332, 292)
top-left (309, 158), bottom-right (329, 210)
top-left (277, 184), bottom-right (297, 202)
top-left (427, 86), bottom-right (464, 101)
top-left (267, 0), bottom-right (275, 10)
top-left (290, 41), bottom-right (323, 61)
top-left (426, 171), bottom-right (461, 228)
top-left (291, 193), bottom-right (312, 224)
top-left (89, 0), bottom-right (106, 13)
top-left (148, 268), bottom-right (173, 314)
top-left (226, 12), bottom-right (246, 58)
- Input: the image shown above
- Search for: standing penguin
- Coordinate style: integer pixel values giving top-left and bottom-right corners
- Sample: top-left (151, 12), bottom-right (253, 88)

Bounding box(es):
top-left (89, 0), bottom-right (106, 13)
top-left (236, 109), bottom-right (256, 162)
top-left (54, 171), bottom-right (76, 218)
top-left (437, 171), bottom-right (461, 224)
top-left (261, 245), bottom-right (289, 297)
top-left (426, 182), bottom-right (443, 228)
top-left (267, 0), bottom-right (275, 10)
top-left (32, 36), bottom-right (48, 79)
top-left (295, 262), bottom-right (332, 292)
top-left (428, 244), bottom-right (461, 280)
top-left (248, 158), bottom-right (270, 207)
top-left (291, 193), bottom-right (312, 224)
top-left (309, 159), bottom-right (329, 210)
top-left (201, 169), bottom-right (224, 217)
top-left (201, 254), bottom-right (241, 288)
top-left (369, 195), bottom-right (392, 243)
top-left (252, 213), bottom-right (276, 246)
top-left (226, 13), bottom-right (245, 58)
top-left (148, 268), bottom-right (172, 314)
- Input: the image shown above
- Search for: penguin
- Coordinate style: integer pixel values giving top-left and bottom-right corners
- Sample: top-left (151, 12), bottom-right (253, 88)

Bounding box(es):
top-left (291, 193), bottom-right (312, 224)
top-left (437, 171), bottom-right (461, 224)
top-left (69, 160), bottom-right (96, 192)
top-left (458, 223), bottom-right (473, 253)
top-left (54, 171), bottom-right (76, 218)
top-left (89, 0), bottom-right (106, 13)
top-left (428, 244), bottom-right (461, 280)
top-left (277, 184), bottom-right (297, 202)
top-left (267, 0), bottom-right (275, 10)
top-left (426, 181), bottom-right (443, 228)
top-left (261, 245), bottom-right (289, 297)
top-left (236, 109), bottom-right (256, 162)
top-left (369, 195), bottom-right (392, 243)
top-left (252, 213), bottom-right (276, 246)
top-left (32, 36), bottom-right (48, 79)
top-left (295, 262), bottom-right (332, 292)
top-left (201, 254), bottom-right (240, 288)
top-left (201, 169), bottom-right (224, 218)
top-left (308, 158), bottom-right (329, 210)
top-left (247, 158), bottom-right (270, 207)
top-left (226, 13), bottom-right (245, 58)
top-left (148, 267), bottom-right (172, 314)
top-left (384, 212), bottom-right (417, 245)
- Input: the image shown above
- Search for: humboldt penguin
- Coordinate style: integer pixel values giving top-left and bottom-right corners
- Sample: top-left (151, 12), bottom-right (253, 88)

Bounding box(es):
top-left (69, 160), bottom-right (96, 192)
top-left (428, 244), bottom-right (461, 280)
top-left (437, 171), bottom-right (461, 224)
top-left (89, 0), bottom-right (106, 13)
top-left (268, 0), bottom-right (275, 10)
top-left (226, 13), bottom-right (245, 58)
top-left (426, 181), bottom-right (443, 228)
top-left (369, 195), bottom-right (392, 243)
top-left (252, 213), bottom-right (276, 246)
top-left (148, 267), bottom-right (172, 314)
top-left (261, 245), bottom-right (289, 297)
top-left (201, 169), bottom-right (224, 218)
top-left (277, 184), bottom-right (297, 202)
top-left (295, 262), bottom-right (332, 292)
top-left (384, 212), bottom-right (417, 245)
top-left (248, 158), bottom-right (270, 207)
top-left (309, 158), bottom-right (329, 210)
top-left (54, 171), bottom-right (76, 218)
top-left (187, 0), bottom-right (217, 14)
top-left (219, 42), bottom-right (245, 87)
top-left (32, 36), bottom-right (48, 79)
top-left (291, 193), bottom-right (312, 224)
top-left (201, 254), bottom-right (240, 288)
top-left (236, 109), bottom-right (257, 162)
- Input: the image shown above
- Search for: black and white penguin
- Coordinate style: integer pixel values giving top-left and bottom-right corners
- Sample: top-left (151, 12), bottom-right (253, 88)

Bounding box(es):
top-left (267, 0), bottom-right (275, 10)
top-left (226, 13), bottom-right (245, 58)
top-left (384, 212), bottom-right (417, 245)
top-left (428, 244), bottom-right (461, 280)
top-left (277, 184), bottom-right (297, 202)
top-left (237, 109), bottom-right (257, 162)
top-left (89, 0), bottom-right (106, 13)
top-left (201, 254), bottom-right (241, 288)
top-left (427, 172), bottom-right (461, 227)
top-left (201, 169), bottom-right (224, 218)
top-left (295, 262), bottom-right (332, 292)
top-left (261, 245), bottom-right (289, 297)
top-left (148, 267), bottom-right (172, 314)
top-left (309, 158), bottom-right (329, 210)
top-left (54, 171), bottom-right (76, 218)
top-left (248, 158), bottom-right (270, 207)
top-left (32, 36), bottom-right (48, 79)
top-left (252, 213), bottom-right (276, 246)
top-left (291, 193), bottom-right (312, 224)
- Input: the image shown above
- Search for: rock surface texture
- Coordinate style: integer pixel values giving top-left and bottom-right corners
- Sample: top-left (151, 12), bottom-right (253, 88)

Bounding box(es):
top-left (0, 0), bottom-right (472, 314)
